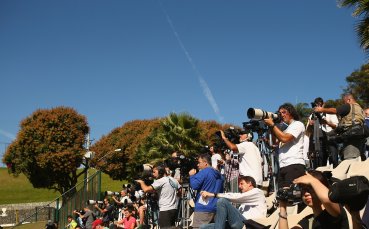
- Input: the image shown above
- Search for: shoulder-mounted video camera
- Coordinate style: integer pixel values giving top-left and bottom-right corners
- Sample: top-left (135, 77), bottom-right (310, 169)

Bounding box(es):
top-left (328, 176), bottom-right (369, 211)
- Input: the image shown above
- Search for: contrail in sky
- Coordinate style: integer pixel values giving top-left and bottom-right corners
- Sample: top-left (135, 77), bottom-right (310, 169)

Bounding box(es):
top-left (0, 129), bottom-right (15, 140)
top-left (158, 1), bottom-right (224, 122)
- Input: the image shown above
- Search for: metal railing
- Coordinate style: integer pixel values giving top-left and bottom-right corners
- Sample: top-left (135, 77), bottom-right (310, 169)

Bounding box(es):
top-left (9, 170), bottom-right (101, 228)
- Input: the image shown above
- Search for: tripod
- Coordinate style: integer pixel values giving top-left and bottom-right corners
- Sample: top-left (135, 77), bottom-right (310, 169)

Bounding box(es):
top-left (142, 193), bottom-right (159, 229)
top-left (256, 131), bottom-right (278, 193)
top-left (176, 183), bottom-right (194, 229)
top-left (223, 152), bottom-right (239, 193)
top-left (310, 114), bottom-right (323, 169)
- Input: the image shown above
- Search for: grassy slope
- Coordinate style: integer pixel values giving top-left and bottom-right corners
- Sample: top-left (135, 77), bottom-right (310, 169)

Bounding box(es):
top-left (0, 168), bottom-right (125, 205)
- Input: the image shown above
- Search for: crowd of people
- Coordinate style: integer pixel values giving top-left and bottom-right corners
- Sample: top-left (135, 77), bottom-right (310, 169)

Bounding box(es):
top-left (65, 93), bottom-right (369, 229)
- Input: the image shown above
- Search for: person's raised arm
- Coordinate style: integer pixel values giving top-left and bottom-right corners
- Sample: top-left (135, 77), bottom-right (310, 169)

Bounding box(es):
top-left (264, 118), bottom-right (294, 143)
top-left (294, 173), bottom-right (341, 217)
top-left (221, 130), bottom-right (238, 152)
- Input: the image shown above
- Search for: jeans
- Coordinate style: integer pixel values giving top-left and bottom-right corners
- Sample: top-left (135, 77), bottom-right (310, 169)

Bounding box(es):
top-left (200, 198), bottom-right (246, 229)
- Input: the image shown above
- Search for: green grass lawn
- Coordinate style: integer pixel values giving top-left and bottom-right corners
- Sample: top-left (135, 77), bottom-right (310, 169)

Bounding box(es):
top-left (0, 168), bottom-right (126, 205)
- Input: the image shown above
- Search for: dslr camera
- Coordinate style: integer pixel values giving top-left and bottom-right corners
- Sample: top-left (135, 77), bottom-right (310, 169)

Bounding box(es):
top-left (276, 184), bottom-right (302, 205)
top-left (310, 102), bottom-right (324, 121)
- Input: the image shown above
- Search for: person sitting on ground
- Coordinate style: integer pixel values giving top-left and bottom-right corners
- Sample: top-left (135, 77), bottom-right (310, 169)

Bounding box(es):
top-left (278, 170), bottom-right (349, 229)
top-left (199, 176), bottom-right (267, 229)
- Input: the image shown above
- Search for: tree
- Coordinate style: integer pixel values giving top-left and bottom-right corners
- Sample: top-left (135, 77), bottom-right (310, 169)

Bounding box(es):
top-left (343, 63), bottom-right (369, 107)
top-left (135, 112), bottom-right (206, 165)
top-left (90, 119), bottom-right (162, 180)
top-left (2, 107), bottom-right (89, 200)
top-left (338, 0), bottom-right (369, 55)
top-left (295, 102), bottom-right (312, 125)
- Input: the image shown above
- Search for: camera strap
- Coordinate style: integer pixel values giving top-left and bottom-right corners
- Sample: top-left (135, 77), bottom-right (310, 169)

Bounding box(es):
top-left (168, 176), bottom-right (179, 190)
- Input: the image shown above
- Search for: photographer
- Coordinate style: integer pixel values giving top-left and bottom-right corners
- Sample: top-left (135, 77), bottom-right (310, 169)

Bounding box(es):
top-left (314, 93), bottom-right (365, 161)
top-left (135, 164), bottom-right (179, 228)
top-left (199, 176), bottom-right (267, 229)
top-left (307, 97), bottom-right (339, 168)
top-left (264, 103), bottom-right (306, 188)
top-left (111, 189), bottom-right (132, 221)
top-left (220, 129), bottom-right (263, 187)
top-left (94, 198), bottom-right (114, 228)
top-left (278, 171), bottom-right (349, 229)
top-left (189, 153), bottom-right (224, 228)
top-left (74, 207), bottom-right (95, 229)
top-left (210, 146), bottom-right (222, 170)
top-left (169, 151), bottom-right (182, 182)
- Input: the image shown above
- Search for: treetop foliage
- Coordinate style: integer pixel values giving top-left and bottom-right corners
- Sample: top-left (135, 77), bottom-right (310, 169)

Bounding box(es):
top-left (3, 106), bottom-right (89, 195)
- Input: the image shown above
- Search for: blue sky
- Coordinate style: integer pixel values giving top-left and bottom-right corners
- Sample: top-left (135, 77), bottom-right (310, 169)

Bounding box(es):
top-left (0, 0), bottom-right (366, 165)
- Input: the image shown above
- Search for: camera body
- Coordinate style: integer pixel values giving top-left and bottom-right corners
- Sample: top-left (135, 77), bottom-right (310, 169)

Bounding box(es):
top-left (243, 120), bottom-right (268, 134)
top-left (329, 176), bottom-right (369, 211)
top-left (214, 127), bottom-right (241, 151)
top-left (166, 154), bottom-right (197, 183)
top-left (276, 184), bottom-right (302, 205)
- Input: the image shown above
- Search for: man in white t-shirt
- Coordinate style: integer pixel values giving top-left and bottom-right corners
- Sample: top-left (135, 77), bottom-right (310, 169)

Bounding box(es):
top-left (264, 102), bottom-right (306, 188)
top-left (136, 164), bottom-right (179, 228)
top-left (220, 129), bottom-right (263, 187)
top-left (199, 176), bottom-right (267, 229)
top-left (210, 146), bottom-right (222, 170)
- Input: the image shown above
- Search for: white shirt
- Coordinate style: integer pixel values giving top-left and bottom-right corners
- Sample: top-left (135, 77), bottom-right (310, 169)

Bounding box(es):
top-left (151, 176), bottom-right (179, 211)
top-left (211, 153), bottom-right (222, 169)
top-left (236, 141), bottom-right (263, 186)
top-left (278, 120), bottom-right (305, 168)
top-left (308, 113), bottom-right (338, 133)
top-left (218, 188), bottom-right (267, 219)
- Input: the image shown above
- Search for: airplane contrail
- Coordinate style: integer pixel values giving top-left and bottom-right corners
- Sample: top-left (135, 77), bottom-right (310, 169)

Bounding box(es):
top-left (0, 129), bottom-right (16, 140)
top-left (158, 1), bottom-right (224, 122)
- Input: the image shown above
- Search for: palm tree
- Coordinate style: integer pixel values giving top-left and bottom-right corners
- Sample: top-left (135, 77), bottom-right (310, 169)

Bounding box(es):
top-left (295, 102), bottom-right (312, 125)
top-left (136, 112), bottom-right (206, 164)
top-left (338, 0), bottom-right (369, 55)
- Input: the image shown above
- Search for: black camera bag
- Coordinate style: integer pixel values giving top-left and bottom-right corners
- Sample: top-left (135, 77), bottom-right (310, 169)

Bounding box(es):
top-left (328, 176), bottom-right (369, 211)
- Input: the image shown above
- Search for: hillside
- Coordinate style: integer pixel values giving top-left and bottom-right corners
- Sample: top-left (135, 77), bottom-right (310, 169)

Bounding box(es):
top-left (0, 168), bottom-right (125, 205)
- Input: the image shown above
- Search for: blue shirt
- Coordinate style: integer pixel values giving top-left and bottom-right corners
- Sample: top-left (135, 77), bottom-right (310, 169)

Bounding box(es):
top-left (190, 167), bottom-right (224, 213)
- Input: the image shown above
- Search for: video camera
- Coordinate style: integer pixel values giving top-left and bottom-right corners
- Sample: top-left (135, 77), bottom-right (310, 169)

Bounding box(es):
top-left (214, 127), bottom-right (242, 151)
top-left (329, 176), bottom-right (369, 211)
top-left (276, 184), bottom-right (302, 205)
top-left (243, 120), bottom-right (268, 134)
top-left (166, 154), bottom-right (197, 183)
top-left (128, 164), bottom-right (155, 196)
